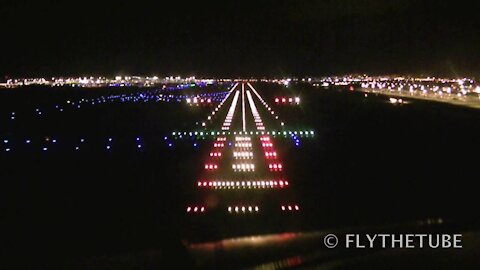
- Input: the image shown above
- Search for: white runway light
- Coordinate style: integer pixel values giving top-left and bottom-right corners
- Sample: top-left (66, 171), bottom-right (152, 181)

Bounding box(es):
top-left (187, 206), bottom-right (206, 213)
top-left (242, 83), bottom-right (246, 132)
top-left (197, 180), bottom-right (289, 189)
top-left (221, 90), bottom-right (240, 131)
top-left (234, 142), bottom-right (252, 148)
top-left (228, 205), bottom-right (259, 213)
top-left (246, 90), bottom-right (265, 131)
top-left (233, 151), bottom-right (254, 159)
top-left (232, 163), bottom-right (255, 172)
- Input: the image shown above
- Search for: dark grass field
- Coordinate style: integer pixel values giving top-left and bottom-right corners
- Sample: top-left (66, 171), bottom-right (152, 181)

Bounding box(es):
top-left (1, 83), bottom-right (479, 269)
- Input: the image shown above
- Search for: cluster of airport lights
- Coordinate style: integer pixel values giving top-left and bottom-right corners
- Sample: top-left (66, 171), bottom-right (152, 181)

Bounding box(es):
top-left (205, 136), bottom-right (228, 170)
top-left (281, 205), bottom-right (300, 212)
top-left (290, 133), bottom-right (302, 147)
top-left (4, 82), bottom-right (304, 213)
top-left (185, 96), bottom-right (220, 105)
top-left (187, 97), bottom-right (212, 104)
top-left (245, 90), bottom-right (265, 131)
top-left (186, 206), bottom-right (205, 213)
top-left (268, 163), bottom-right (283, 172)
top-left (204, 164), bottom-right (218, 170)
top-left (264, 151), bottom-right (277, 158)
top-left (201, 83), bottom-right (238, 129)
top-left (5, 82), bottom-right (307, 215)
top-left (228, 206), bottom-right (259, 214)
top-left (260, 136), bottom-right (283, 172)
top-left (189, 204), bottom-right (300, 214)
top-left (232, 163), bottom-right (255, 172)
top-left (389, 97), bottom-right (406, 104)
top-left (171, 130), bottom-right (314, 138)
top-left (188, 204), bottom-right (300, 214)
top-left (274, 97), bottom-right (300, 105)
top-left (233, 151), bottom-right (253, 159)
top-left (6, 89), bottom-right (227, 122)
top-left (221, 90), bottom-right (241, 130)
top-left (247, 83), bottom-right (287, 128)
top-left (1, 136), bottom-right (149, 153)
top-left (186, 205), bottom-right (261, 214)
top-left (213, 142), bottom-right (225, 148)
top-left (234, 142), bottom-right (252, 148)
top-left (167, 129), bottom-right (313, 149)
top-left (209, 151), bottom-right (222, 157)
top-left (1, 129), bottom-right (315, 153)
top-left (5, 81), bottom-right (310, 217)
top-left (360, 81), bottom-right (476, 97)
top-left (187, 85), bottom-right (300, 215)
top-left (197, 180), bottom-right (289, 189)
top-left (232, 134), bottom-right (255, 172)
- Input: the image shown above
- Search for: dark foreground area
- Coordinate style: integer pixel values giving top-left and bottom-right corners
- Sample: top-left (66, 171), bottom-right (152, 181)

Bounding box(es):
top-left (1, 83), bottom-right (479, 269)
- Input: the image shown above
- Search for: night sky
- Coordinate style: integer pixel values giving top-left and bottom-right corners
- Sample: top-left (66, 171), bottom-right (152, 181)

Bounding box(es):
top-left (1, 0), bottom-right (478, 78)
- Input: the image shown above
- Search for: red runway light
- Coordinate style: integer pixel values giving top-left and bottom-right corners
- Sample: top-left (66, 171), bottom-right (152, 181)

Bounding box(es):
top-left (210, 152), bottom-right (222, 157)
top-left (205, 164), bottom-right (218, 170)
top-left (269, 163), bottom-right (283, 171)
top-left (265, 151), bottom-right (277, 158)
